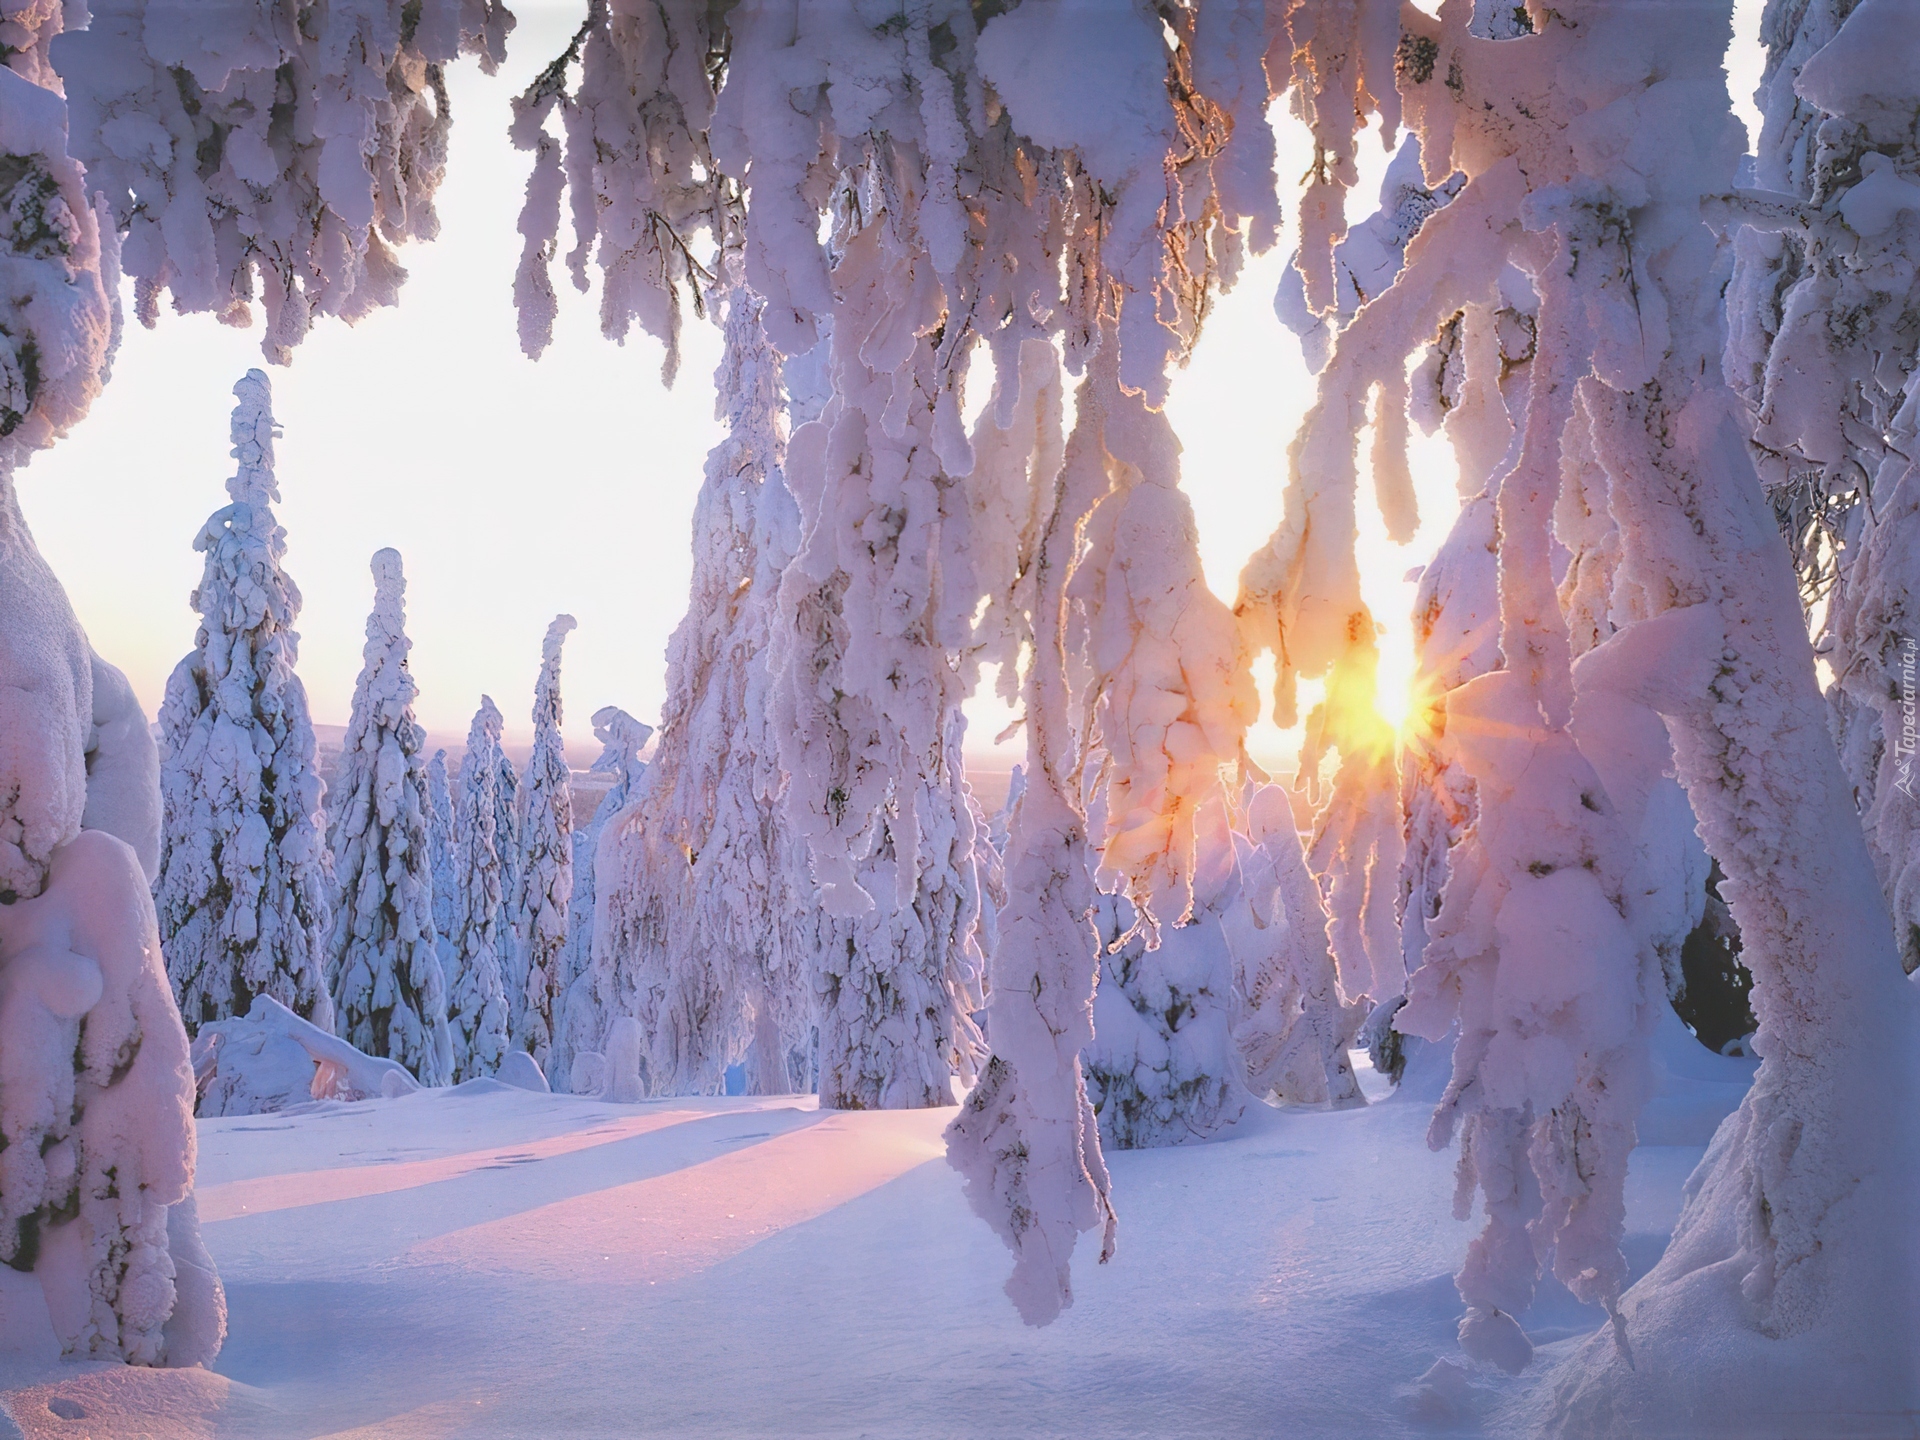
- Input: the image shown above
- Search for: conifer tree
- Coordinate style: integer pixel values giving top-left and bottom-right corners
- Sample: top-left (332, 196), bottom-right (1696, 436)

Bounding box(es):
top-left (156, 369), bottom-right (332, 1035)
top-left (426, 747), bottom-right (458, 989)
top-left (512, 615), bottom-right (576, 1077)
top-left (326, 549), bottom-right (453, 1086)
top-left (549, 704), bottom-right (650, 1091)
top-left (448, 698), bottom-right (511, 1082)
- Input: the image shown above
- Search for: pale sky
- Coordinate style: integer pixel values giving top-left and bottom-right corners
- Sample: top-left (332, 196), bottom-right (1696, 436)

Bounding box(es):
top-left (21, 3), bottom-right (1766, 764)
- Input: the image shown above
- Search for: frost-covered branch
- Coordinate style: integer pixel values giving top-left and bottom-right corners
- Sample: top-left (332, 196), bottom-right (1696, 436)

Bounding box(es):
top-left (56, 0), bottom-right (513, 362)
top-left (509, 0), bottom-right (733, 374)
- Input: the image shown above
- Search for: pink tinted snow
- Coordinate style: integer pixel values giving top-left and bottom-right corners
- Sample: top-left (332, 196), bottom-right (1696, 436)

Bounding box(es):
top-left (403, 1109), bottom-right (945, 1282)
top-left (195, 1108), bottom-right (716, 1225)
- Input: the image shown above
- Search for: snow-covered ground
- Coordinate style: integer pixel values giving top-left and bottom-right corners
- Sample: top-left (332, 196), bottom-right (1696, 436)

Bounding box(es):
top-left (0, 1039), bottom-right (1750, 1439)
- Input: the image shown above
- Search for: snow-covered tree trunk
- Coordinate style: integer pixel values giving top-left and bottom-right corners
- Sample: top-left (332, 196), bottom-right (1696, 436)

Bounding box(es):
top-left (511, 614), bottom-right (576, 1078)
top-left (1551, 257), bottom-right (1919, 1425)
top-left (1722, 0), bottom-right (1920, 975)
top-left (1253, 0), bottom-right (1920, 1418)
top-left (0, 18), bottom-right (223, 1368)
top-left (448, 698), bottom-right (511, 1083)
top-left (156, 369), bottom-right (333, 1036)
top-left (326, 549), bottom-right (453, 1087)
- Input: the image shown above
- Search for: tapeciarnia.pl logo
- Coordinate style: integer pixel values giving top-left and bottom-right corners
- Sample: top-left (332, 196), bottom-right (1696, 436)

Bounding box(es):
top-left (1898, 636), bottom-right (1917, 800)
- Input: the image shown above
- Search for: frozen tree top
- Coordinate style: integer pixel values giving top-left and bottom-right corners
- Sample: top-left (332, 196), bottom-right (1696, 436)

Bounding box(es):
top-left (226, 369), bottom-right (280, 508)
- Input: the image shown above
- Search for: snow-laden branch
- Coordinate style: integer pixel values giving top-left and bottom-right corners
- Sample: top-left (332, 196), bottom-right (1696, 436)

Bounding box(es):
top-left (948, 342), bottom-right (1114, 1327)
top-left (57, 0), bottom-right (513, 362)
top-left (510, 0), bottom-right (731, 375)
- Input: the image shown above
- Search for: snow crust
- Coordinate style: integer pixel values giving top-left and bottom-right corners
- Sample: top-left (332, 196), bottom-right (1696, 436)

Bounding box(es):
top-left (0, 1048), bottom-right (1759, 1435)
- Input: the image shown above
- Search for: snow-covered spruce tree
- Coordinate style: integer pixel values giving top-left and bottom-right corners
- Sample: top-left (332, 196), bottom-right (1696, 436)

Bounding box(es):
top-left (426, 749), bottom-right (458, 987)
top-left (1722, 0), bottom-right (1920, 973)
top-left (1221, 784), bottom-right (1369, 1109)
top-left (815, 712), bottom-right (991, 1109)
top-left (548, 704), bottom-right (649, 1093)
top-left (1084, 795), bottom-right (1250, 1148)
top-left (447, 697), bottom-right (511, 1083)
top-left (510, 614), bottom-right (576, 1077)
top-left (739, 21), bottom-right (1011, 1107)
top-left (155, 369), bottom-right (333, 1036)
top-left (492, 725), bottom-right (521, 993)
top-left (0, 18), bottom-right (224, 1367)
top-left (592, 280), bottom-right (815, 1098)
top-left (55, 0), bottom-right (512, 363)
top-left (326, 549), bottom-right (453, 1087)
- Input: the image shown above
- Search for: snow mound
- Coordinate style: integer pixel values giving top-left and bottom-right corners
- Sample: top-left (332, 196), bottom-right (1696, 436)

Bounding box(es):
top-left (192, 996), bottom-right (420, 1118)
top-left (495, 1052), bottom-right (548, 1094)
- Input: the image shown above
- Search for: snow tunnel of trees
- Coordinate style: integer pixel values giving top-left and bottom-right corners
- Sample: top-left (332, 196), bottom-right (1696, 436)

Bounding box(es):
top-left (0, 0), bottom-right (1909, 1431)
